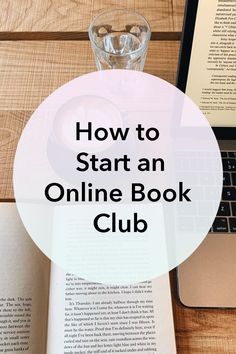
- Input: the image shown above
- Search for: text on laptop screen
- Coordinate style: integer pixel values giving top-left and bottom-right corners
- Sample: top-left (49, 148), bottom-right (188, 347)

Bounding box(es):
top-left (185, 0), bottom-right (236, 127)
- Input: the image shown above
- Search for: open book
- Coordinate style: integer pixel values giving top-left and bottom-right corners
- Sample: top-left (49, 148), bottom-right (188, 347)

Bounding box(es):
top-left (0, 203), bottom-right (176, 354)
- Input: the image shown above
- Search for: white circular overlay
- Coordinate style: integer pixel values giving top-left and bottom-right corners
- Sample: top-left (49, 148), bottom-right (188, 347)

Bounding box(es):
top-left (13, 70), bottom-right (222, 284)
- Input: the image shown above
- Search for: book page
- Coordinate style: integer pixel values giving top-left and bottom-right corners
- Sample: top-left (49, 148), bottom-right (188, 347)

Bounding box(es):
top-left (46, 265), bottom-right (176, 354)
top-left (0, 203), bottom-right (50, 354)
top-left (185, 0), bottom-right (236, 127)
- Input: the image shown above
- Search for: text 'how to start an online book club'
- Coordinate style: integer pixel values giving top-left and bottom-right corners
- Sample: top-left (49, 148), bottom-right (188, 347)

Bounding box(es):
top-left (14, 70), bottom-right (222, 284)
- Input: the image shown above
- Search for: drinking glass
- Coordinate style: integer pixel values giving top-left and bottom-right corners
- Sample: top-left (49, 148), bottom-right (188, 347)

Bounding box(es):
top-left (88, 9), bottom-right (151, 71)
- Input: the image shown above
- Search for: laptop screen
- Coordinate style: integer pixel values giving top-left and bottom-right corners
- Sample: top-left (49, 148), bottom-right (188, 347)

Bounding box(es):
top-left (184, 0), bottom-right (236, 128)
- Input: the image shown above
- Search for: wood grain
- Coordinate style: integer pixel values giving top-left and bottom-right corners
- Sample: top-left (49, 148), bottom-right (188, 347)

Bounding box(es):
top-left (170, 271), bottom-right (236, 354)
top-left (0, 0), bottom-right (185, 34)
top-left (0, 40), bottom-right (180, 111)
top-left (0, 1), bottom-right (236, 350)
top-left (0, 111), bottom-right (30, 199)
top-left (0, 39), bottom-right (179, 199)
top-left (172, 0), bottom-right (185, 32)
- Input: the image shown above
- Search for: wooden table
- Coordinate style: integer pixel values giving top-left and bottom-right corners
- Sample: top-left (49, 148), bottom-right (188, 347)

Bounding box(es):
top-left (0, 1), bottom-right (235, 353)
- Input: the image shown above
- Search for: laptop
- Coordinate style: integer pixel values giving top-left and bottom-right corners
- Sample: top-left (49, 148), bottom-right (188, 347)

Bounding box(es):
top-left (177, 0), bottom-right (236, 308)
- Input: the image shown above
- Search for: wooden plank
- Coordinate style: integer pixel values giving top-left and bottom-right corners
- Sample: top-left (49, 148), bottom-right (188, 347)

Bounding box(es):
top-left (0, 110), bottom-right (29, 199)
top-left (92, 0), bottom-right (176, 31)
top-left (172, 0), bottom-right (185, 33)
top-left (0, 39), bottom-right (179, 198)
top-left (170, 271), bottom-right (236, 354)
top-left (0, 0), bottom-right (184, 34)
top-left (0, 41), bottom-right (95, 111)
top-left (0, 40), bottom-right (180, 111)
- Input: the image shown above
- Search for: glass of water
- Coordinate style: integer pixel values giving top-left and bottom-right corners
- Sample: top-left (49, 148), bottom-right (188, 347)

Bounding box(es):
top-left (89, 9), bottom-right (151, 71)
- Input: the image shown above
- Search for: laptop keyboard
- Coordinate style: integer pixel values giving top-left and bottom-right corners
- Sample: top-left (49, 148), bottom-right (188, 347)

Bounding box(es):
top-left (210, 151), bottom-right (236, 233)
